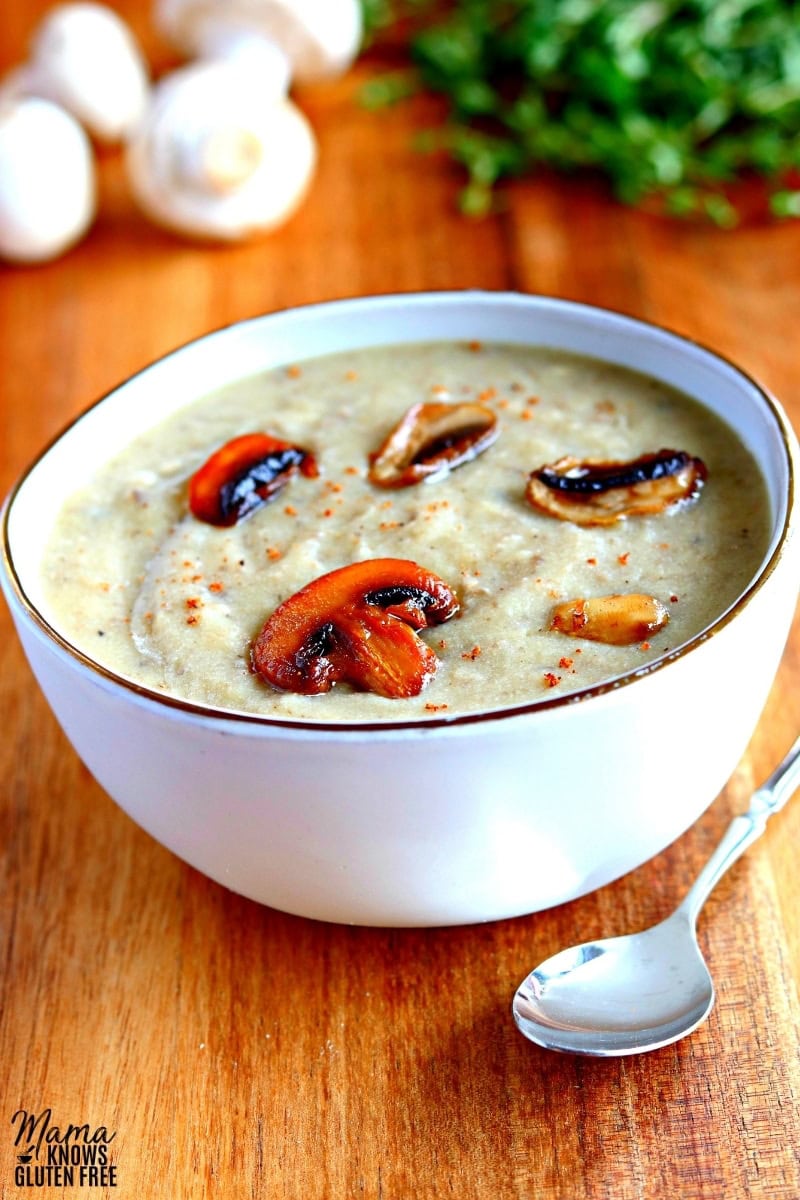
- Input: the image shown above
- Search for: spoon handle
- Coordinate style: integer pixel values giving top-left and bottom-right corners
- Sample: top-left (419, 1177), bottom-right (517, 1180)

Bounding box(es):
top-left (679, 737), bottom-right (800, 926)
top-left (752, 736), bottom-right (800, 814)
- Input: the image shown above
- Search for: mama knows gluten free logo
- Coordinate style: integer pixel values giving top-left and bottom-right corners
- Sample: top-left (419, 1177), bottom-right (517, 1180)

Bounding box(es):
top-left (11, 1108), bottom-right (118, 1189)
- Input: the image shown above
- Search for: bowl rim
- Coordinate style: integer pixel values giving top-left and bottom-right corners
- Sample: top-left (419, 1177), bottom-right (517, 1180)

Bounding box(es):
top-left (2, 289), bottom-right (797, 735)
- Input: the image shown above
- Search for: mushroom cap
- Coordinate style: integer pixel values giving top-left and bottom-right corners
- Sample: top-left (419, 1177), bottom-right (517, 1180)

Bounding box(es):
top-left (125, 61), bottom-right (317, 241)
top-left (0, 96), bottom-right (96, 263)
top-left (156, 0), bottom-right (363, 84)
top-left (11, 2), bottom-right (150, 143)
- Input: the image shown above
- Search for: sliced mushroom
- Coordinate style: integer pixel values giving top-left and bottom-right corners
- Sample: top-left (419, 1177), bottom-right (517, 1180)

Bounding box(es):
top-left (189, 432), bottom-right (318, 525)
top-left (252, 559), bottom-right (460, 697)
top-left (526, 449), bottom-right (706, 526)
top-left (368, 401), bottom-right (499, 488)
top-left (550, 594), bottom-right (669, 646)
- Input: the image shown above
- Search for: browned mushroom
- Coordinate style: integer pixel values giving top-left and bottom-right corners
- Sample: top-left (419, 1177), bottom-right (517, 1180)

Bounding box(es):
top-left (550, 594), bottom-right (669, 645)
top-left (368, 401), bottom-right (498, 488)
top-left (526, 448), bottom-right (706, 526)
top-left (189, 432), bottom-right (318, 525)
top-left (252, 558), bottom-right (460, 698)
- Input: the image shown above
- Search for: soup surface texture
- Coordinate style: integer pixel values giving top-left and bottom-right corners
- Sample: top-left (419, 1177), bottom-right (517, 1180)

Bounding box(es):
top-left (42, 342), bottom-right (770, 721)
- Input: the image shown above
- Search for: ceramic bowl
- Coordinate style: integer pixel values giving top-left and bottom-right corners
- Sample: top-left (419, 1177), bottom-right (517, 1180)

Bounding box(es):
top-left (2, 292), bottom-right (798, 926)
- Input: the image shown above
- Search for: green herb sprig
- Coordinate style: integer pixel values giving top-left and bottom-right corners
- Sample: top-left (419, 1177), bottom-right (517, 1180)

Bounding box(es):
top-left (363, 0), bottom-right (800, 222)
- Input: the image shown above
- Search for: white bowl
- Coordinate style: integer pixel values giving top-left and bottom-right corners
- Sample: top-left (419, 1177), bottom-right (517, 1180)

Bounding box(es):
top-left (2, 292), bottom-right (799, 926)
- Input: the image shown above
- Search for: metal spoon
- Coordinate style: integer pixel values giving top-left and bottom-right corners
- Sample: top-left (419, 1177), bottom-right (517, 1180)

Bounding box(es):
top-left (513, 738), bottom-right (800, 1057)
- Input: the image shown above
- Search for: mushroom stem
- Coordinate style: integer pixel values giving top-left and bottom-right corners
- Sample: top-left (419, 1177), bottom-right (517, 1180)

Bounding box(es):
top-left (186, 126), bottom-right (265, 193)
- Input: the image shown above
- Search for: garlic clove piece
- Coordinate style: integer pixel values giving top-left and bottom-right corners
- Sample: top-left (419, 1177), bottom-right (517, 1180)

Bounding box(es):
top-left (7, 3), bottom-right (150, 144)
top-left (125, 62), bottom-right (317, 241)
top-left (0, 97), bottom-right (96, 263)
top-left (156, 0), bottom-right (363, 85)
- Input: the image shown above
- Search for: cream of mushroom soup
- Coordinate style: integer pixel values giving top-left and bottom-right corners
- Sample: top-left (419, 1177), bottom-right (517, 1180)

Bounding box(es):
top-left (41, 342), bottom-right (771, 720)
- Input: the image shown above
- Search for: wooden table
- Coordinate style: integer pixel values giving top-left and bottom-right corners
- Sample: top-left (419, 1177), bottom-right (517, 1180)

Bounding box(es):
top-left (2, 6), bottom-right (800, 1198)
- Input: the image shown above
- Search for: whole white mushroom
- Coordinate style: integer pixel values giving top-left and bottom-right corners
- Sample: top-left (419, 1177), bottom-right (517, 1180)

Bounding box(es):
top-left (155, 0), bottom-right (363, 86)
top-left (2, 3), bottom-right (150, 144)
top-left (126, 60), bottom-right (317, 241)
top-left (125, 0), bottom-right (362, 243)
top-left (0, 96), bottom-right (97, 263)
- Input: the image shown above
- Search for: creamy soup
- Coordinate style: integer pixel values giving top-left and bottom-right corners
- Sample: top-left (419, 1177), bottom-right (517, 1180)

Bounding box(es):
top-left (41, 342), bottom-right (770, 721)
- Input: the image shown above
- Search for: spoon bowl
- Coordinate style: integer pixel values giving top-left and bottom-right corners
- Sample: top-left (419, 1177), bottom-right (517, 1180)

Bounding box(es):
top-left (513, 738), bottom-right (800, 1056)
top-left (514, 913), bottom-right (715, 1055)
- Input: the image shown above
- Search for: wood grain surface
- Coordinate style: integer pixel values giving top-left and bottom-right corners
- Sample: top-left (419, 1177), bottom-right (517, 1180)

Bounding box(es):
top-left (2, 5), bottom-right (800, 1198)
